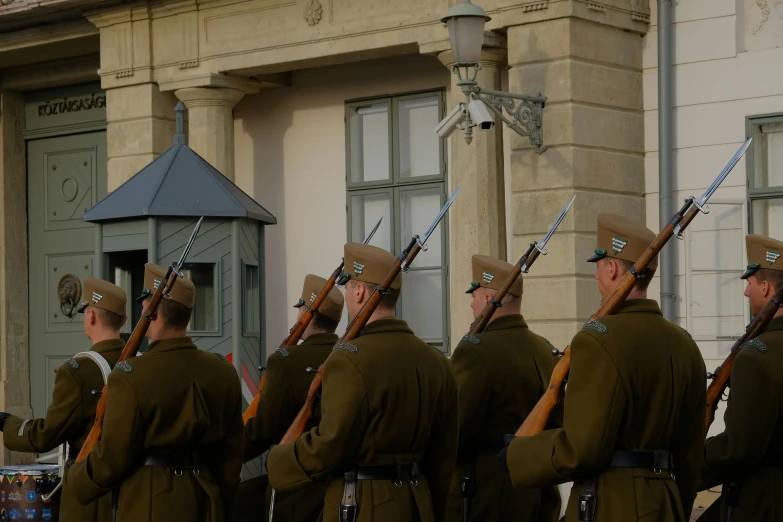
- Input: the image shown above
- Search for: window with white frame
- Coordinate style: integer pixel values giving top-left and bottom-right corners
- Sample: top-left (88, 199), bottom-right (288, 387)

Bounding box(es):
top-left (345, 90), bottom-right (450, 352)
top-left (748, 116), bottom-right (783, 239)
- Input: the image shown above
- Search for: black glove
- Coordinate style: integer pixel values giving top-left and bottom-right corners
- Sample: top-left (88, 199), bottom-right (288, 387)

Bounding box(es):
top-left (498, 434), bottom-right (515, 472)
top-left (0, 413), bottom-right (11, 431)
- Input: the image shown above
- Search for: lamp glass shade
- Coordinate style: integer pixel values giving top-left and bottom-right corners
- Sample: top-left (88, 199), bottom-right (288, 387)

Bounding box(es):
top-left (447, 16), bottom-right (485, 64)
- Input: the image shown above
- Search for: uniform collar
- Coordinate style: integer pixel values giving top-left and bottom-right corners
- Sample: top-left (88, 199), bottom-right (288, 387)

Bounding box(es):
top-left (484, 314), bottom-right (528, 332)
top-left (359, 318), bottom-right (413, 336)
top-left (91, 338), bottom-right (125, 354)
top-left (146, 336), bottom-right (197, 354)
top-left (766, 315), bottom-right (783, 332)
top-left (614, 298), bottom-right (663, 316)
top-left (302, 333), bottom-right (339, 345)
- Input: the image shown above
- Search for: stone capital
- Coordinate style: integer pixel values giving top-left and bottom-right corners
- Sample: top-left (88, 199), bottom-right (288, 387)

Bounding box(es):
top-left (175, 87), bottom-right (245, 109)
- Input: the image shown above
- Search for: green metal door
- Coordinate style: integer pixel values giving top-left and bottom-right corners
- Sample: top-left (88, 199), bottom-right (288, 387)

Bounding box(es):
top-left (27, 132), bottom-right (107, 418)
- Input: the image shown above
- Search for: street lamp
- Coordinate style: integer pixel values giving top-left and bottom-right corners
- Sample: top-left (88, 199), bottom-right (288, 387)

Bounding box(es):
top-left (437, 0), bottom-right (547, 153)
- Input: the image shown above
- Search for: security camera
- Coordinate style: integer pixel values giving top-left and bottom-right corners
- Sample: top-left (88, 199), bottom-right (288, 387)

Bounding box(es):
top-left (435, 103), bottom-right (467, 138)
top-left (468, 99), bottom-right (495, 130)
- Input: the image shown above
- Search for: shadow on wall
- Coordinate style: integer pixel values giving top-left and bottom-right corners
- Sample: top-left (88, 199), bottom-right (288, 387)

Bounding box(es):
top-left (233, 52), bottom-right (450, 353)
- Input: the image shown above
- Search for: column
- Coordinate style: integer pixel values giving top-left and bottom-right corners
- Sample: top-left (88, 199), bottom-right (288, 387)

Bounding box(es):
top-left (174, 87), bottom-right (245, 180)
top-left (0, 90), bottom-right (33, 465)
top-left (507, 18), bottom-right (646, 348)
top-left (106, 84), bottom-right (179, 191)
top-left (438, 48), bottom-right (507, 347)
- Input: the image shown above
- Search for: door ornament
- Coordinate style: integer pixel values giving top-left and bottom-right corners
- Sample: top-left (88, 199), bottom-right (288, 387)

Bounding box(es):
top-left (58, 275), bottom-right (81, 319)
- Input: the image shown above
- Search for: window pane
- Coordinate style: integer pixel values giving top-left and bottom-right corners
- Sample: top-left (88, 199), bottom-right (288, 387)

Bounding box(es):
top-left (751, 198), bottom-right (783, 238)
top-left (349, 102), bottom-right (390, 184)
top-left (244, 264), bottom-right (260, 334)
top-left (400, 186), bottom-right (442, 267)
top-left (753, 121), bottom-right (783, 189)
top-left (398, 96), bottom-right (441, 179)
top-left (350, 192), bottom-right (392, 252)
top-left (401, 269), bottom-right (444, 345)
top-left (181, 263), bottom-right (217, 331)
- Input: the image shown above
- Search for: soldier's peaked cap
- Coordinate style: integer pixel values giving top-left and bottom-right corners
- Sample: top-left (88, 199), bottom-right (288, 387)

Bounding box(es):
top-left (135, 263), bottom-right (196, 308)
top-left (77, 278), bottom-right (127, 316)
top-left (339, 243), bottom-right (402, 290)
top-left (587, 213), bottom-right (659, 271)
top-left (293, 274), bottom-right (345, 323)
top-left (466, 255), bottom-right (522, 297)
top-left (741, 234), bottom-right (783, 279)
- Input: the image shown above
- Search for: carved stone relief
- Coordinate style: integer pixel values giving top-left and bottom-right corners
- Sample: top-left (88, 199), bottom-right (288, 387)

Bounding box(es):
top-left (745, 0), bottom-right (783, 51)
top-left (303, 0), bottom-right (322, 25)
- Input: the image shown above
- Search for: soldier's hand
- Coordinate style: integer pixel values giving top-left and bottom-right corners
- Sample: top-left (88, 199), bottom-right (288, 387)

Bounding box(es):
top-left (498, 434), bottom-right (516, 472)
top-left (0, 413), bottom-right (10, 430)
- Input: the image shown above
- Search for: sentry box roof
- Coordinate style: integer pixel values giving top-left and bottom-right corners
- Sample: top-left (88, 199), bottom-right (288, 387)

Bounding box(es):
top-left (83, 103), bottom-right (277, 225)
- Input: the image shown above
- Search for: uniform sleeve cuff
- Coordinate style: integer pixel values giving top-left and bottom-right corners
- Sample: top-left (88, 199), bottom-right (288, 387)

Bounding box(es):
top-left (267, 443), bottom-right (312, 492)
top-left (507, 431), bottom-right (568, 489)
top-left (2, 416), bottom-right (31, 451)
top-left (65, 459), bottom-right (113, 505)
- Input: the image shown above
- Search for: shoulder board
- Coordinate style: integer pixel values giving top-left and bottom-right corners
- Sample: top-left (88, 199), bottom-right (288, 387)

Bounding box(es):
top-left (275, 348), bottom-right (290, 358)
top-left (215, 353), bottom-right (229, 363)
top-left (115, 360), bottom-right (134, 373)
top-left (65, 358), bottom-right (79, 370)
top-left (460, 334), bottom-right (480, 345)
top-left (336, 342), bottom-right (359, 354)
top-left (583, 320), bottom-right (608, 334)
top-left (744, 338), bottom-right (768, 353)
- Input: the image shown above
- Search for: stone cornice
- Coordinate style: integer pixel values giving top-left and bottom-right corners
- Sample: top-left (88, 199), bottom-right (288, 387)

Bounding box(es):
top-left (0, 18), bottom-right (96, 52)
top-left (157, 73), bottom-right (269, 94)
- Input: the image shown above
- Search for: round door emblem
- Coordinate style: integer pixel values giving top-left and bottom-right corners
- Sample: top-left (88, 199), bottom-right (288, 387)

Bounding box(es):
top-left (57, 274), bottom-right (81, 319)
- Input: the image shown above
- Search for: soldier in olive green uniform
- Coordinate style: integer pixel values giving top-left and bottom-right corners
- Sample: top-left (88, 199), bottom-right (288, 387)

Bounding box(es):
top-left (502, 213), bottom-right (707, 522)
top-left (267, 243), bottom-right (459, 522)
top-left (445, 254), bottom-right (562, 522)
top-left (0, 278), bottom-right (127, 522)
top-left (237, 273), bottom-right (345, 522)
top-left (66, 264), bottom-right (243, 522)
top-left (696, 234), bottom-right (783, 522)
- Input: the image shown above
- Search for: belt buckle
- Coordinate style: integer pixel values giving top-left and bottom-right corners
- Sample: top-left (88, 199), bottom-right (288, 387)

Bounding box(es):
top-left (577, 493), bottom-right (596, 522)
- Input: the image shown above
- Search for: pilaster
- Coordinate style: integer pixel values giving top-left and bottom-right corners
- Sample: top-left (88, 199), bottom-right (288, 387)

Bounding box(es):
top-left (174, 87), bottom-right (245, 179)
top-left (507, 16), bottom-right (646, 347)
top-left (438, 47), bottom-right (507, 349)
top-left (0, 90), bottom-right (32, 465)
top-left (106, 83), bottom-right (179, 191)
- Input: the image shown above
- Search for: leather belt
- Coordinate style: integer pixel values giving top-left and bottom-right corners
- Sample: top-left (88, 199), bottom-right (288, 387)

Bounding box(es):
top-left (354, 463), bottom-right (420, 481)
top-left (142, 449), bottom-right (202, 469)
top-left (609, 450), bottom-right (674, 471)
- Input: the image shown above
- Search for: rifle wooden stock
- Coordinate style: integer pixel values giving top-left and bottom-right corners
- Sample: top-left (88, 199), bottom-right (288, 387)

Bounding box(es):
top-left (242, 265), bottom-right (343, 424)
top-left (279, 238), bottom-right (422, 445)
top-left (468, 242), bottom-right (538, 335)
top-left (76, 266), bottom-right (180, 462)
top-left (705, 285), bottom-right (783, 433)
top-left (516, 199), bottom-right (699, 437)
top-left (242, 374), bottom-right (267, 423)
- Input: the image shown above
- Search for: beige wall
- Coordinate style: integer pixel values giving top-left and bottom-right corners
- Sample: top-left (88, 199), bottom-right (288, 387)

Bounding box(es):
top-left (233, 53), bottom-right (450, 350)
top-left (643, 0), bottom-right (783, 439)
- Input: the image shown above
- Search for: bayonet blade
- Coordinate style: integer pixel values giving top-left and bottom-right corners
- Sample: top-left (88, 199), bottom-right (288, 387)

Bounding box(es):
top-left (174, 217), bottom-right (204, 271)
top-left (697, 138), bottom-right (752, 207)
top-left (420, 186), bottom-right (461, 246)
top-left (363, 216), bottom-right (383, 245)
top-left (538, 195), bottom-right (575, 252)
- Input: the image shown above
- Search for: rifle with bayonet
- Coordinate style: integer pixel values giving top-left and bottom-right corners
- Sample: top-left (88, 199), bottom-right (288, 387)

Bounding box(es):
top-left (460, 195), bottom-right (574, 522)
top-left (266, 187), bottom-right (461, 522)
top-left (242, 217), bottom-right (383, 423)
top-left (467, 195), bottom-right (575, 336)
top-left (514, 138), bottom-right (752, 438)
top-left (76, 217), bottom-right (204, 461)
top-left (705, 282), bottom-right (783, 433)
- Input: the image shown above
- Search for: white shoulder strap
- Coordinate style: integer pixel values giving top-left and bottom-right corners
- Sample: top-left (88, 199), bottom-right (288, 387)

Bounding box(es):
top-left (73, 351), bottom-right (112, 385)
